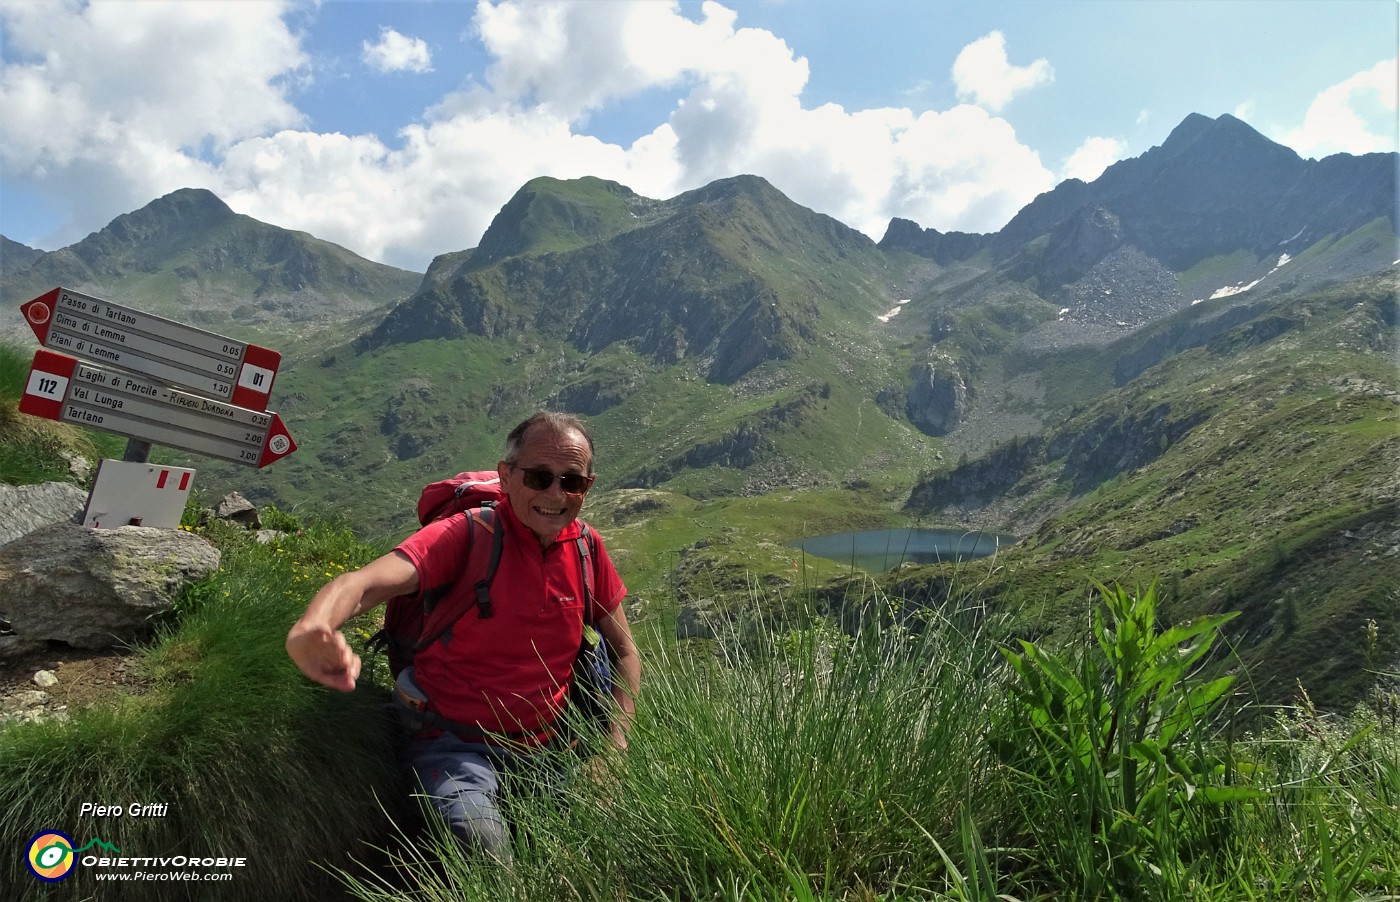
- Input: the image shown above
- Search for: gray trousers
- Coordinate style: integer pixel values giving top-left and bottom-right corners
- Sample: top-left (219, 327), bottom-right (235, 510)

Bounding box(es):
top-left (406, 731), bottom-right (564, 860)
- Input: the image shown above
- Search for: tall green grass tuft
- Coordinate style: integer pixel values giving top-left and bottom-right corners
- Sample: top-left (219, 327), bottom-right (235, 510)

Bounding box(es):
top-left (0, 519), bottom-right (405, 901)
top-left (985, 583), bottom-right (1400, 900)
top-left (343, 587), bottom-right (1016, 900)
top-left (341, 580), bottom-right (1400, 902)
top-left (991, 583), bottom-right (1248, 897)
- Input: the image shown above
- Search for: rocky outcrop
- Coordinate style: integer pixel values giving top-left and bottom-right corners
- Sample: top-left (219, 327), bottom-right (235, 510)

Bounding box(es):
top-left (707, 291), bottom-right (811, 384)
top-left (0, 482), bottom-right (87, 547)
top-left (878, 217), bottom-right (989, 264)
top-left (211, 492), bottom-right (261, 529)
top-left (907, 353), bottom-right (971, 436)
top-left (1000, 206), bottom-right (1125, 293)
top-left (905, 435), bottom-right (1045, 513)
top-left (547, 372), bottom-right (642, 415)
top-left (1051, 403), bottom-right (1212, 492)
top-left (0, 523), bottom-right (220, 658)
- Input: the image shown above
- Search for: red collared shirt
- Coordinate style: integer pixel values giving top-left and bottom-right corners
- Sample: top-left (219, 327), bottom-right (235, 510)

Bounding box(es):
top-left (396, 500), bottom-right (625, 745)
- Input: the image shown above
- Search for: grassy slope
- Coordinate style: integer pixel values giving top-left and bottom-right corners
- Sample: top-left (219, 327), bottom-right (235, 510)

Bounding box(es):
top-left (0, 344), bottom-right (127, 483)
top-left (3, 519), bottom-right (1397, 901)
top-left (2, 208), bottom-right (420, 352)
top-left (902, 274), bottom-right (1399, 711)
top-left (174, 181), bottom-right (946, 567)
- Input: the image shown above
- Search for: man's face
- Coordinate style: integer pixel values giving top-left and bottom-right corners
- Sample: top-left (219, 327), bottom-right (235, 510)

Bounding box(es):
top-left (498, 426), bottom-right (594, 547)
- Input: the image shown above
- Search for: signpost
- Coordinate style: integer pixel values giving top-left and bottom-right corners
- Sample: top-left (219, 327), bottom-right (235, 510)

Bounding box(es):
top-left (20, 286), bottom-right (281, 411)
top-left (15, 286), bottom-right (298, 529)
top-left (81, 460), bottom-right (196, 529)
top-left (20, 349), bottom-right (297, 468)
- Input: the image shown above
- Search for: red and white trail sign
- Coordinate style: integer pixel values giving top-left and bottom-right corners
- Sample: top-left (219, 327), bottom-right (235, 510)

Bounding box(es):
top-left (82, 459), bottom-right (196, 529)
top-left (20, 287), bottom-right (281, 411)
top-left (20, 349), bottom-right (297, 469)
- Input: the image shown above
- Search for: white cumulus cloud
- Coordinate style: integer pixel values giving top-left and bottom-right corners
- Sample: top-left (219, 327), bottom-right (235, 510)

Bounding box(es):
top-left (0, 0), bottom-right (1062, 271)
top-left (362, 27), bottom-right (433, 74)
top-left (1278, 55), bottom-right (1399, 157)
top-left (1061, 136), bottom-right (1128, 183)
top-left (0, 0), bottom-right (305, 243)
top-left (951, 31), bottom-right (1053, 112)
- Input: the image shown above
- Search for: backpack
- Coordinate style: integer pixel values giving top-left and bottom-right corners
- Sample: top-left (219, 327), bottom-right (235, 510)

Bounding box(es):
top-left (371, 471), bottom-right (614, 748)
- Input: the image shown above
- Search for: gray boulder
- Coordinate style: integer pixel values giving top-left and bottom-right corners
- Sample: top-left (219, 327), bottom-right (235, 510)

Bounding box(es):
top-left (0, 522), bottom-right (220, 659)
top-left (676, 598), bottom-right (718, 640)
top-left (213, 492), bottom-right (261, 529)
top-left (0, 482), bottom-right (87, 547)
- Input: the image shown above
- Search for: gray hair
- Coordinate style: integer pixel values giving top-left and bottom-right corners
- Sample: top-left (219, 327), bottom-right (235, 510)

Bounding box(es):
top-left (503, 411), bottom-right (595, 473)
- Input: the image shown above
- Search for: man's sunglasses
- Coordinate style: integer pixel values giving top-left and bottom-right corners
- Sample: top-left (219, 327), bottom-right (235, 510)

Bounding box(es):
top-left (514, 466), bottom-right (595, 495)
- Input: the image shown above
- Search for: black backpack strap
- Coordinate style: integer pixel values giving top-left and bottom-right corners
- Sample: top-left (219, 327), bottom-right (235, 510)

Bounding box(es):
top-left (474, 507), bottom-right (504, 619)
top-left (414, 508), bottom-right (500, 655)
top-left (574, 521), bottom-right (597, 626)
top-left (420, 509), bottom-right (475, 617)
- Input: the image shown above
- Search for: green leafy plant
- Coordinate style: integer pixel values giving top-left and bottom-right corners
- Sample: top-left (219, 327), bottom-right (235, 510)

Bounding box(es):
top-left (995, 582), bottom-right (1252, 897)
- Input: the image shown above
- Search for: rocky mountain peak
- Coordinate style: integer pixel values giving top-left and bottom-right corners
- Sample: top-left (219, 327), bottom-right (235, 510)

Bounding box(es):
top-left (97, 188), bottom-right (238, 247)
top-left (1156, 111), bottom-right (1220, 154)
top-left (471, 175), bottom-right (646, 269)
top-left (1, 235), bottom-right (44, 275)
top-left (878, 217), bottom-right (989, 264)
top-left (675, 173), bottom-right (781, 205)
top-left (981, 113), bottom-right (1388, 279)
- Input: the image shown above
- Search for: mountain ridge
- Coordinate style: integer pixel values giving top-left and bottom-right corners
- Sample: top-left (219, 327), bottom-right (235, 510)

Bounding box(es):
top-left (360, 172), bottom-right (902, 385)
top-left (1, 188), bottom-right (422, 348)
top-left (881, 113), bottom-right (1394, 317)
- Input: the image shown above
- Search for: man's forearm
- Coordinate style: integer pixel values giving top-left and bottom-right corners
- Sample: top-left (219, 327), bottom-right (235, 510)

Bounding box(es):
top-left (286, 551), bottom-right (420, 691)
top-left (292, 550), bottom-right (418, 633)
top-left (294, 570), bottom-right (381, 633)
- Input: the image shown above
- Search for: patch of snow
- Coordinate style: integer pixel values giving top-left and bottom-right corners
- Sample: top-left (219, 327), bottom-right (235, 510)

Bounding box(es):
top-left (1191, 298), bottom-right (1206, 305)
top-left (1059, 307), bottom-right (1070, 316)
top-left (1209, 255), bottom-right (1293, 301)
top-left (1210, 279), bottom-right (1263, 300)
top-left (877, 304), bottom-right (905, 323)
top-left (897, 298), bottom-right (911, 305)
top-left (1280, 226), bottom-right (1306, 245)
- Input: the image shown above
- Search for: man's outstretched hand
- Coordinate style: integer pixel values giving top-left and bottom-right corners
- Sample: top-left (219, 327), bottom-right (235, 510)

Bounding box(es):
top-left (286, 624), bottom-right (361, 692)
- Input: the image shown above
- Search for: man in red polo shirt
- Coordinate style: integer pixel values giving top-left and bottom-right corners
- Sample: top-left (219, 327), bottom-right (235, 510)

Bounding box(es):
top-left (286, 412), bottom-right (640, 858)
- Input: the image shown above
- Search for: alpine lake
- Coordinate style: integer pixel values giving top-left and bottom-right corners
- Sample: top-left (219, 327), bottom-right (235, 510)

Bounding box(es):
top-left (792, 527), bottom-right (1016, 573)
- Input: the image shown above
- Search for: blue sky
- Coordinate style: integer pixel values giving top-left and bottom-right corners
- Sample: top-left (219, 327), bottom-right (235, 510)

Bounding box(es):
top-left (1, 0), bottom-right (1395, 272)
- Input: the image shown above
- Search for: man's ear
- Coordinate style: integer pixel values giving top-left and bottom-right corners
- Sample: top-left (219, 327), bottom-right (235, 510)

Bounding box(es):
top-left (497, 461), bottom-right (511, 484)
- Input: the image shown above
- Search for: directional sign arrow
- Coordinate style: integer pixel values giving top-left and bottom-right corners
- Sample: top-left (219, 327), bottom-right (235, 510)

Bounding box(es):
top-left (20, 287), bottom-right (281, 411)
top-left (19, 349), bottom-right (297, 469)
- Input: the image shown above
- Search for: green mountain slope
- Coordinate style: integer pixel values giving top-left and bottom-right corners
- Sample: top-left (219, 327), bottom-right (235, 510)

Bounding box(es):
top-left (902, 272), bottom-right (1398, 712)
top-left (4, 114), bottom-right (1395, 714)
top-left (1, 188), bottom-right (421, 353)
top-left (209, 174), bottom-right (944, 533)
